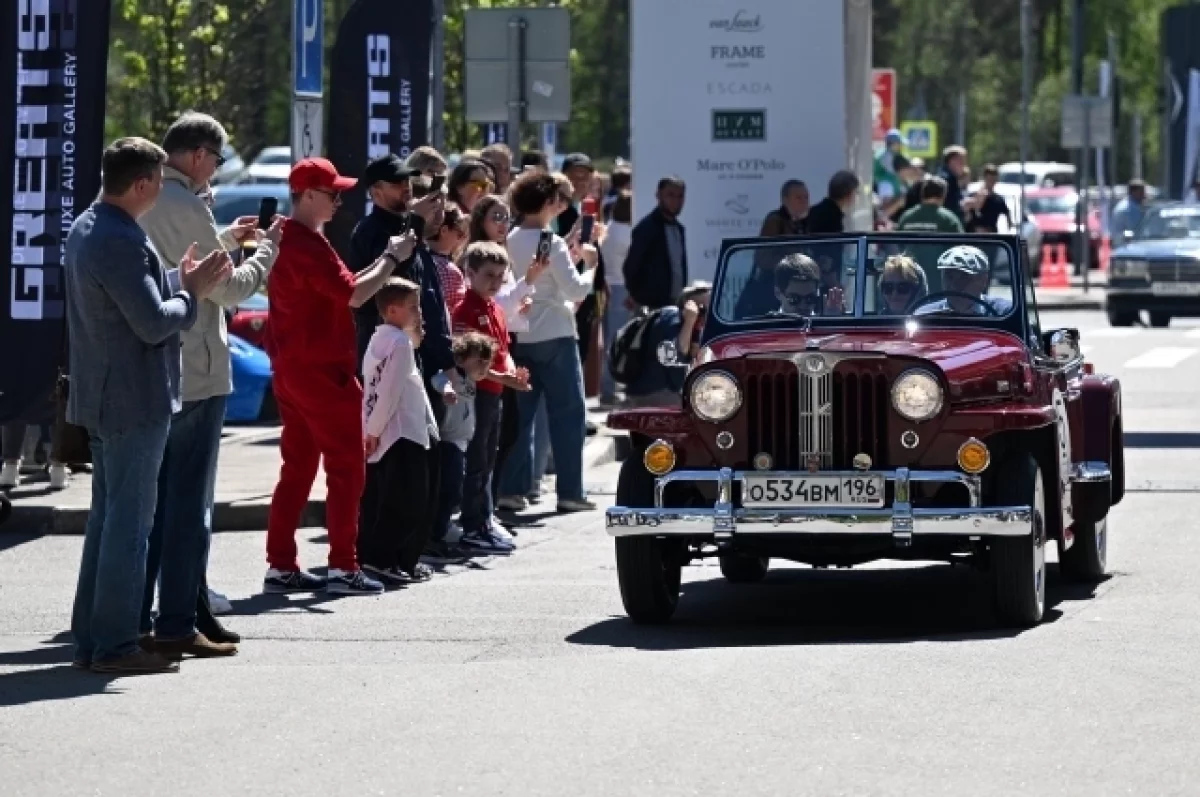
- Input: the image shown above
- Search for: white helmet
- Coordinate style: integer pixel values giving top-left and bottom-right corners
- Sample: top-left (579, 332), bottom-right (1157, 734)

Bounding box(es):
top-left (937, 245), bottom-right (989, 276)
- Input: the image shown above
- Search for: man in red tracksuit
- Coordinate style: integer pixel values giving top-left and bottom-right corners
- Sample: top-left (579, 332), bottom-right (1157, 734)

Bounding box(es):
top-left (262, 158), bottom-right (416, 595)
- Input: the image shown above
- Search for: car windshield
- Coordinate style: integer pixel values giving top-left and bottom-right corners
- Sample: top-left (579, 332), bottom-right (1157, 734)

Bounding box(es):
top-left (1134, 207), bottom-right (1200, 241)
top-left (1027, 194), bottom-right (1077, 214)
top-left (713, 236), bottom-right (1017, 323)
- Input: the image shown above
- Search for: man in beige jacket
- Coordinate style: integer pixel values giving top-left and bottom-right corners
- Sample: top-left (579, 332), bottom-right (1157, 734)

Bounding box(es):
top-left (137, 111), bottom-right (282, 657)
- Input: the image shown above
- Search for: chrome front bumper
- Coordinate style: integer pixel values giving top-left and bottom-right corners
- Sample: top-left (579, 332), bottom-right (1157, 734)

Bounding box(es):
top-left (605, 467), bottom-right (1033, 545)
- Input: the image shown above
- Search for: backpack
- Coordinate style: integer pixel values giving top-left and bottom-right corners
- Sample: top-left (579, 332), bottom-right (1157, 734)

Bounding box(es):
top-left (608, 308), bottom-right (661, 386)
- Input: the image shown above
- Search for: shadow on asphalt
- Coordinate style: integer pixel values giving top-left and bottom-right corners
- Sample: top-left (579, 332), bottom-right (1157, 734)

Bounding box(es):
top-left (0, 633), bottom-right (122, 707)
top-left (1124, 431), bottom-right (1200, 449)
top-left (567, 564), bottom-right (1109, 649)
top-left (0, 530), bottom-right (42, 554)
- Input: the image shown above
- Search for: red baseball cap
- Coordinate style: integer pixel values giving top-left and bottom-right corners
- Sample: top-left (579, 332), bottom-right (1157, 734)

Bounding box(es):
top-left (288, 157), bottom-right (357, 194)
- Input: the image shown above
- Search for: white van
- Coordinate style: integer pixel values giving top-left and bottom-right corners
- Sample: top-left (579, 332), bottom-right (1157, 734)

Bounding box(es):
top-left (997, 161), bottom-right (1076, 188)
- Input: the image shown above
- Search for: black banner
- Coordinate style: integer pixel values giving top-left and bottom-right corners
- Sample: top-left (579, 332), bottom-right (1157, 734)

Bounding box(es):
top-left (1163, 4), bottom-right (1200, 199)
top-left (325, 0), bottom-right (434, 259)
top-left (0, 1), bottom-right (110, 424)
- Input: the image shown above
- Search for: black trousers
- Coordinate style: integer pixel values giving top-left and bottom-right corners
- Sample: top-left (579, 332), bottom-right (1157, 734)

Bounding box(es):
top-left (358, 438), bottom-right (441, 573)
top-left (494, 384), bottom-right (520, 490)
top-left (461, 390), bottom-right (502, 532)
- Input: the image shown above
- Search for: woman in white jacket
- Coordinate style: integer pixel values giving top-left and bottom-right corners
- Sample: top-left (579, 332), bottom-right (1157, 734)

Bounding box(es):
top-left (496, 172), bottom-right (597, 513)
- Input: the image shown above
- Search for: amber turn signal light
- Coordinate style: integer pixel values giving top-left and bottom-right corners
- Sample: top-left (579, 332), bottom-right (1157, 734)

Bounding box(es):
top-left (643, 440), bottom-right (677, 476)
top-left (957, 438), bottom-right (990, 474)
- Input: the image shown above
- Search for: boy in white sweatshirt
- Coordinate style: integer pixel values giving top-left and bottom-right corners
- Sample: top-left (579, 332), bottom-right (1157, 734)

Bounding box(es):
top-left (359, 277), bottom-right (441, 585)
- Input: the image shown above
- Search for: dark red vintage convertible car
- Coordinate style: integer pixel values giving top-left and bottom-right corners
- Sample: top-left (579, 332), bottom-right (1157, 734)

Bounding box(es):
top-left (606, 232), bottom-right (1123, 627)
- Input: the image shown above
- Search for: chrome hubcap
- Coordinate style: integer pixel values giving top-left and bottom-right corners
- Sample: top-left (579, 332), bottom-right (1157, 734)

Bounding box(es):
top-left (1033, 474), bottom-right (1046, 611)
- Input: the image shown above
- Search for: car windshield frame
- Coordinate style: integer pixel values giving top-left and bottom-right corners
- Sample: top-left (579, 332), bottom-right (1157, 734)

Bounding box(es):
top-left (700, 232), bottom-right (1030, 346)
top-left (1132, 206), bottom-right (1200, 241)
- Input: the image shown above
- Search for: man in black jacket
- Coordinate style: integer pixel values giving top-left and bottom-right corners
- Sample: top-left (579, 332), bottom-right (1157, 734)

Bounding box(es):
top-left (624, 176), bottom-right (687, 309)
top-left (938, 145), bottom-right (969, 223)
top-left (806, 170), bottom-right (861, 234)
top-left (350, 155), bottom-right (459, 418)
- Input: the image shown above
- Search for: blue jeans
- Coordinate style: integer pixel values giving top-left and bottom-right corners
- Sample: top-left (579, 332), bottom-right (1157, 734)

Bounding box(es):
top-left (432, 442), bottom-right (466, 541)
top-left (71, 420), bottom-right (171, 663)
top-left (501, 337), bottom-right (587, 502)
top-left (602, 284), bottom-right (632, 400)
top-left (534, 401), bottom-right (552, 481)
top-left (140, 396), bottom-right (227, 640)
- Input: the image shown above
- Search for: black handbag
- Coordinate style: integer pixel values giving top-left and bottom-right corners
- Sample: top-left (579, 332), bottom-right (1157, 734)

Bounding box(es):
top-left (50, 325), bottom-right (91, 465)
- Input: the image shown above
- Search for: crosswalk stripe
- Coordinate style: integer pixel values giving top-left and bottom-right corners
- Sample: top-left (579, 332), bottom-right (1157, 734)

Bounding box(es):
top-left (1124, 347), bottom-right (1197, 369)
top-left (1184, 329), bottom-right (1200, 339)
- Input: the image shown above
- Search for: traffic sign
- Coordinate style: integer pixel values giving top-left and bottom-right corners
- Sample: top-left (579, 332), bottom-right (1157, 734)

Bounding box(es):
top-left (292, 98), bottom-right (324, 160)
top-left (1061, 95), bottom-right (1112, 149)
top-left (901, 121), bottom-right (937, 158)
top-left (293, 0), bottom-right (323, 97)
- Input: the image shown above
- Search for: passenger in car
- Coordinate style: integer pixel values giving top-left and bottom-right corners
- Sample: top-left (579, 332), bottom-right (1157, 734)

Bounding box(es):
top-left (877, 254), bottom-right (928, 314)
top-left (916, 245), bottom-right (1013, 316)
top-left (772, 253), bottom-right (846, 317)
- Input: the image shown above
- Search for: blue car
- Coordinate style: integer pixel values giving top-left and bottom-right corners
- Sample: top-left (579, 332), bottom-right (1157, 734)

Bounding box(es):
top-left (1106, 203), bottom-right (1200, 328)
top-left (225, 333), bottom-right (276, 423)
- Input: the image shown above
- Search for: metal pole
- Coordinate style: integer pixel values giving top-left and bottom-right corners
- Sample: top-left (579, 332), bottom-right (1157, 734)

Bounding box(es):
top-left (1082, 101), bottom-right (1092, 293)
top-left (430, 0), bottom-right (445, 152)
top-left (1133, 111), bottom-right (1144, 179)
top-left (507, 16), bottom-right (526, 167)
top-left (1163, 62), bottom-right (1173, 196)
top-left (1108, 31), bottom-right (1119, 186)
top-left (1020, 0), bottom-right (1032, 220)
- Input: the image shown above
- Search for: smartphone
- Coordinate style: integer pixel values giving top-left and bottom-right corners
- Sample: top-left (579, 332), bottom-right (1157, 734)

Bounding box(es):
top-left (409, 213), bottom-right (427, 240)
top-left (537, 230), bottom-right (553, 260)
top-left (579, 215), bottom-right (595, 245)
top-left (256, 197), bottom-right (278, 230)
top-left (430, 174), bottom-right (446, 193)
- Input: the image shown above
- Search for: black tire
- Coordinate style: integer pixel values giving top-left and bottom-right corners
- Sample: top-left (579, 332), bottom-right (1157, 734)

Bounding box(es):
top-left (1059, 517), bottom-right (1108, 583)
top-left (1149, 311), bottom-right (1171, 328)
top-left (990, 454), bottom-right (1047, 627)
top-left (719, 554), bottom-right (769, 584)
top-left (1106, 309), bottom-right (1137, 327)
top-left (614, 456), bottom-right (683, 624)
top-left (0, 494), bottom-right (10, 527)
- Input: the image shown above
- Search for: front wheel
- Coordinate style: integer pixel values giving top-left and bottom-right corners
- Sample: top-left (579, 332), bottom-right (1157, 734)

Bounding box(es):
top-left (614, 455), bottom-right (683, 624)
top-left (1106, 309), bottom-right (1138, 327)
top-left (1059, 517), bottom-right (1108, 583)
top-left (719, 554), bottom-right (769, 584)
top-left (1149, 311), bottom-right (1172, 328)
top-left (990, 454), bottom-right (1047, 627)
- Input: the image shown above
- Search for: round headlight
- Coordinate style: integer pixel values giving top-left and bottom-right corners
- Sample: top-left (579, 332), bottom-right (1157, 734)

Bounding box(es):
top-left (690, 371), bottom-right (742, 422)
top-left (891, 369), bottom-right (943, 422)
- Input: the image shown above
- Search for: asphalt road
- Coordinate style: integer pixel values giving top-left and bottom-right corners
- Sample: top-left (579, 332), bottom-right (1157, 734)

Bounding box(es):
top-left (1, 307), bottom-right (1198, 796)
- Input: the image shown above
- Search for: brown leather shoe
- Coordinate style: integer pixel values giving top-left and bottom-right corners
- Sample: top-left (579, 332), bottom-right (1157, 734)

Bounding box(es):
top-left (153, 632), bottom-right (237, 660)
top-left (138, 633), bottom-right (155, 653)
top-left (90, 649), bottom-right (179, 675)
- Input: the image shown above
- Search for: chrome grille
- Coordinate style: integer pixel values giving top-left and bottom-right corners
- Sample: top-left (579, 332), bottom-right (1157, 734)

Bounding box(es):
top-left (1148, 259), bottom-right (1200, 283)
top-left (798, 370), bottom-right (834, 468)
top-left (833, 370), bottom-right (890, 468)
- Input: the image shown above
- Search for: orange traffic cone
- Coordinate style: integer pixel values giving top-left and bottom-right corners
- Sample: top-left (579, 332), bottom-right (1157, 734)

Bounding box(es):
top-left (1040, 243), bottom-right (1070, 289)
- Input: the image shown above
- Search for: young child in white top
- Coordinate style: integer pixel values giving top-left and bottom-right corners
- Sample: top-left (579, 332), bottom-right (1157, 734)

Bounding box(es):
top-left (358, 277), bottom-right (440, 585)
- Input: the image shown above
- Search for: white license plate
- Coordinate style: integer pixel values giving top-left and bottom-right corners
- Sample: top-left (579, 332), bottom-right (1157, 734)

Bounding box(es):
top-left (1151, 282), bottom-right (1200, 296)
top-left (742, 476), bottom-right (885, 509)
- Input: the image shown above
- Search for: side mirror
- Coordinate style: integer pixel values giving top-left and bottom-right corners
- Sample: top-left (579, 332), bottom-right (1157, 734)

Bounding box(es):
top-left (1045, 328), bottom-right (1081, 363)
top-left (657, 339), bottom-right (681, 366)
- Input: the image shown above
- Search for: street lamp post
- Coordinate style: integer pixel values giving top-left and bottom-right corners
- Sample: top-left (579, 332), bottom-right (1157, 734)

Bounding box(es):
top-left (1020, 0), bottom-right (1032, 221)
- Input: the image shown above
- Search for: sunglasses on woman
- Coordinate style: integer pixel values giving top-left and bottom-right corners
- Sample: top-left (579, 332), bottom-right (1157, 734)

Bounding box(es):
top-left (489, 210), bottom-right (510, 224)
top-left (880, 281), bottom-right (917, 296)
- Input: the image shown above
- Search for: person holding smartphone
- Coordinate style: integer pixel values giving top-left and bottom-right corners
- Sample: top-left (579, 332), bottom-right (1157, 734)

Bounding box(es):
top-left (497, 171), bottom-right (598, 514)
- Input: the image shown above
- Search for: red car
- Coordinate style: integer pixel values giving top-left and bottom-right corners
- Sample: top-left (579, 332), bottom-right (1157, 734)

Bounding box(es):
top-left (228, 292), bottom-right (269, 349)
top-left (606, 233), bottom-right (1123, 627)
top-left (1026, 187), bottom-right (1102, 272)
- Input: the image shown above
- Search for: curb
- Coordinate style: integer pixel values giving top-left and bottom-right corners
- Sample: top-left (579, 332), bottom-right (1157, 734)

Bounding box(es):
top-left (4, 433), bottom-right (622, 537)
top-left (1038, 299), bottom-right (1104, 311)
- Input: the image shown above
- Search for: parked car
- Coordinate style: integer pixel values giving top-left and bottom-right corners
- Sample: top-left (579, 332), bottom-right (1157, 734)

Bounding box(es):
top-left (997, 161), bottom-right (1076, 188)
top-left (1106, 203), bottom-right (1200, 328)
top-left (229, 292), bottom-right (269, 350)
top-left (1026, 187), bottom-right (1102, 271)
top-left (211, 143), bottom-right (248, 186)
top-left (245, 146), bottom-right (292, 184)
top-left (225, 333), bottom-right (276, 423)
top-left (210, 183), bottom-right (291, 228)
top-left (605, 231), bottom-right (1122, 628)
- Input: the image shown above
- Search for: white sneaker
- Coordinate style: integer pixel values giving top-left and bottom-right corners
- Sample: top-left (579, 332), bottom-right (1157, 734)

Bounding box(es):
top-left (0, 460), bottom-right (19, 489)
top-left (487, 517), bottom-right (515, 544)
top-left (48, 463), bottom-right (69, 490)
top-left (206, 587), bottom-right (233, 615)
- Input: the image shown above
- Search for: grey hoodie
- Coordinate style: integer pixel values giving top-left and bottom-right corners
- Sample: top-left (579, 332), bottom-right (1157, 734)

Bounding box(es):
top-left (139, 165), bottom-right (278, 403)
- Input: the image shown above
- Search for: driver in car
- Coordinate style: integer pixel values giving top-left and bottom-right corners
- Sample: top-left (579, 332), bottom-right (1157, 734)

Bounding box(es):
top-left (773, 253), bottom-right (845, 317)
top-left (915, 244), bottom-right (1012, 316)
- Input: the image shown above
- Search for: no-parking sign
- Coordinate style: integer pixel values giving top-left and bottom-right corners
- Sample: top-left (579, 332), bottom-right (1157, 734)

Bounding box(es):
top-left (901, 121), bottom-right (938, 159)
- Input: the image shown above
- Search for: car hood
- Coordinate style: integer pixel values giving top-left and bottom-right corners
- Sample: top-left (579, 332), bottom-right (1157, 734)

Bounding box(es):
top-left (1114, 239), bottom-right (1200, 259)
top-left (705, 328), bottom-right (1029, 387)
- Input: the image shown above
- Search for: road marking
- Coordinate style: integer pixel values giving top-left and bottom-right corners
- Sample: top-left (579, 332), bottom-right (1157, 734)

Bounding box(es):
top-left (1086, 328), bottom-right (1140, 338)
top-left (1184, 329), bottom-right (1200, 339)
top-left (1123, 347), bottom-right (1197, 369)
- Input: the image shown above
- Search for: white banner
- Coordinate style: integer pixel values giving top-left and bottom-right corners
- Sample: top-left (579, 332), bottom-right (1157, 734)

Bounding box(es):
top-left (1184, 69), bottom-right (1200, 200)
top-left (631, 0), bottom-right (848, 281)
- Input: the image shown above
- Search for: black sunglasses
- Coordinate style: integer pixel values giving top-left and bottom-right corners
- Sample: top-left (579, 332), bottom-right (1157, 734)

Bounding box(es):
top-left (204, 146), bottom-right (226, 167)
top-left (783, 291), bottom-right (819, 307)
top-left (880, 281), bottom-right (917, 296)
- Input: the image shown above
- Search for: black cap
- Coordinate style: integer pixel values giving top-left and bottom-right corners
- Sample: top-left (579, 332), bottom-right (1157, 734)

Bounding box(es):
top-left (360, 154), bottom-right (418, 186)
top-left (562, 152), bottom-right (594, 172)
